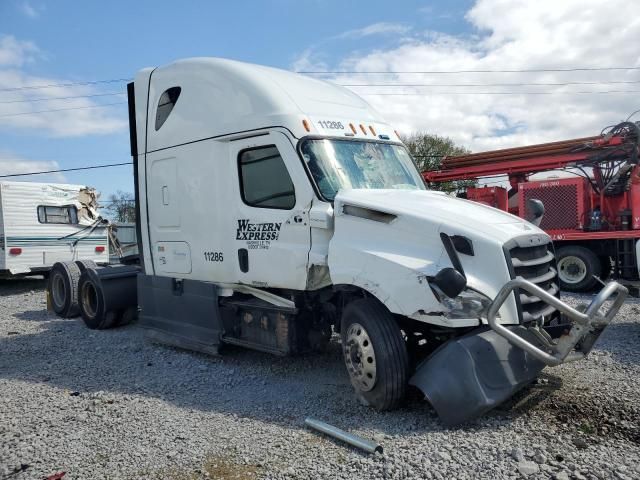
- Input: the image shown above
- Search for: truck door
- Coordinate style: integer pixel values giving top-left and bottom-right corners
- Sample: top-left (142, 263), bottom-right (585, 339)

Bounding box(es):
top-left (231, 131), bottom-right (313, 290)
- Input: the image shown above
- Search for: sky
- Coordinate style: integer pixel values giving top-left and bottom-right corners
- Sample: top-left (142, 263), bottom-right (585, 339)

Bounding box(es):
top-left (0, 0), bottom-right (639, 199)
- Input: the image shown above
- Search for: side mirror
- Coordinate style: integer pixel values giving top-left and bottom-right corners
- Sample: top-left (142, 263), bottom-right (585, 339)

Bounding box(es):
top-left (432, 267), bottom-right (467, 298)
top-left (526, 198), bottom-right (545, 226)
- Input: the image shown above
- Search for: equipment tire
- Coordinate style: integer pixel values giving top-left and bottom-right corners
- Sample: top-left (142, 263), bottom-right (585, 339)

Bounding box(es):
top-left (340, 298), bottom-right (409, 411)
top-left (77, 269), bottom-right (121, 330)
top-left (48, 261), bottom-right (81, 318)
top-left (556, 245), bottom-right (600, 292)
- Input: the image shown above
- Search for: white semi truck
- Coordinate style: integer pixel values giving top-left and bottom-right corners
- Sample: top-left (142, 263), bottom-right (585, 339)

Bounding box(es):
top-left (49, 58), bottom-right (627, 425)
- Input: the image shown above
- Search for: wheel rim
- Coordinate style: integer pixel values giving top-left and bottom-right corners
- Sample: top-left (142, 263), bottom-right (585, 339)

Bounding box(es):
top-left (81, 282), bottom-right (98, 319)
top-left (51, 272), bottom-right (66, 308)
top-left (558, 255), bottom-right (587, 284)
top-left (343, 322), bottom-right (377, 392)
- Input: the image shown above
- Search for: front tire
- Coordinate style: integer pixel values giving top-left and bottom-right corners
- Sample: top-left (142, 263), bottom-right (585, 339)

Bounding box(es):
top-left (556, 245), bottom-right (601, 292)
top-left (340, 298), bottom-right (409, 411)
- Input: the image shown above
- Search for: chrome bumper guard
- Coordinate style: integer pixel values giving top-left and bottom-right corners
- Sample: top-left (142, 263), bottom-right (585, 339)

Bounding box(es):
top-left (487, 278), bottom-right (628, 366)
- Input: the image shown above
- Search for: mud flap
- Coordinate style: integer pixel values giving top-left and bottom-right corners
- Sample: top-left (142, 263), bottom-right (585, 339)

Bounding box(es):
top-left (137, 274), bottom-right (222, 355)
top-left (409, 326), bottom-right (546, 426)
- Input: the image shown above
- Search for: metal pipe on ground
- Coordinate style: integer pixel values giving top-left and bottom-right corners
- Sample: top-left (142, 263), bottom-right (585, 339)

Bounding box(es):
top-left (304, 417), bottom-right (383, 454)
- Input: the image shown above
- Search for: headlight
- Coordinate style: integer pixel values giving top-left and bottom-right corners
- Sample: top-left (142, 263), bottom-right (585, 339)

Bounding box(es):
top-left (431, 286), bottom-right (495, 319)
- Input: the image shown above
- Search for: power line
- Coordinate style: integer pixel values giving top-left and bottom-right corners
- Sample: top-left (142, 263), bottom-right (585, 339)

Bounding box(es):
top-left (0, 92), bottom-right (126, 104)
top-left (341, 80), bottom-right (640, 87)
top-left (358, 90), bottom-right (640, 96)
top-left (0, 162), bottom-right (133, 178)
top-left (0, 102), bottom-right (127, 118)
top-left (301, 66), bottom-right (640, 74)
top-left (0, 78), bottom-right (132, 93)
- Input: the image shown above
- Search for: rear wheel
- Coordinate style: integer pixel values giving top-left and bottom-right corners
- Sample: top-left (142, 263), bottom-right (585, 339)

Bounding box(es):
top-left (556, 246), bottom-right (601, 292)
top-left (48, 261), bottom-right (81, 318)
top-left (78, 269), bottom-right (121, 329)
top-left (340, 298), bottom-right (409, 411)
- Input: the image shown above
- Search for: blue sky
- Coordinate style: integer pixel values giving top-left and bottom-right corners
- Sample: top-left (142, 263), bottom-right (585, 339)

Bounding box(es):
top-left (1, 0), bottom-right (638, 199)
top-left (0, 0), bottom-right (472, 197)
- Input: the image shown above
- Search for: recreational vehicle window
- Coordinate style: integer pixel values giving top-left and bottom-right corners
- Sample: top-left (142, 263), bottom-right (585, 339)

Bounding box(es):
top-left (238, 146), bottom-right (296, 209)
top-left (37, 205), bottom-right (79, 224)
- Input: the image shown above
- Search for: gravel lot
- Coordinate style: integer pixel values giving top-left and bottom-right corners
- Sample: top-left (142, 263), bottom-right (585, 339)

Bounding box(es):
top-left (1, 277), bottom-right (639, 480)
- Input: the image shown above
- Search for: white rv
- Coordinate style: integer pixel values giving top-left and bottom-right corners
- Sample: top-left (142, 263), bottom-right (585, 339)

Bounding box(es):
top-left (0, 181), bottom-right (109, 276)
top-left (47, 58), bottom-right (627, 425)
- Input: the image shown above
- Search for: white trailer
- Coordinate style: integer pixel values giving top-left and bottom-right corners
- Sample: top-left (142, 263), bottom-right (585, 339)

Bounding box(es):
top-left (48, 58), bottom-right (628, 425)
top-left (0, 181), bottom-right (109, 276)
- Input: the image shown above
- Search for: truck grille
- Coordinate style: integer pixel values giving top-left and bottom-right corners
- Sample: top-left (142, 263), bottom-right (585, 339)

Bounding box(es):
top-left (507, 242), bottom-right (560, 323)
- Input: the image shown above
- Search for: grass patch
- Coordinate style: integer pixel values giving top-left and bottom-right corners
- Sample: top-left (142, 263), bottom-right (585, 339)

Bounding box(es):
top-left (135, 453), bottom-right (261, 480)
top-left (203, 454), bottom-right (260, 479)
top-left (579, 422), bottom-right (595, 435)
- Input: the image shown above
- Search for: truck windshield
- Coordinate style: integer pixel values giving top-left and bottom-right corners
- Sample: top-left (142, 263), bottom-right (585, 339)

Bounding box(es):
top-left (300, 139), bottom-right (426, 201)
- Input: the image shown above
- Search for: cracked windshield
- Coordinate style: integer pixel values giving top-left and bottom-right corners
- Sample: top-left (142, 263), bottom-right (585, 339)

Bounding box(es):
top-left (301, 139), bottom-right (426, 200)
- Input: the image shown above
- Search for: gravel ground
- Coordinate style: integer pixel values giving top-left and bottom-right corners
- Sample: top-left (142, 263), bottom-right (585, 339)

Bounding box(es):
top-left (1, 277), bottom-right (639, 480)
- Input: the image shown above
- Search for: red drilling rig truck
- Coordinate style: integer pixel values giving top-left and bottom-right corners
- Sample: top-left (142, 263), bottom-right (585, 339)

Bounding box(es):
top-left (424, 121), bottom-right (640, 293)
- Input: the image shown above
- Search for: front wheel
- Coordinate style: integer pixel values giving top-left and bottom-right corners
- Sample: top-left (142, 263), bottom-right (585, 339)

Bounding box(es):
top-left (340, 298), bottom-right (409, 411)
top-left (556, 245), bottom-right (601, 292)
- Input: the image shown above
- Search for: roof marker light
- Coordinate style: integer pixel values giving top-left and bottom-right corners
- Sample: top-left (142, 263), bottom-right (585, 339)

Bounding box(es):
top-left (349, 123), bottom-right (357, 134)
top-left (302, 119), bottom-right (311, 132)
top-left (360, 124), bottom-right (367, 135)
top-left (369, 125), bottom-right (376, 136)
top-left (9, 248), bottom-right (22, 255)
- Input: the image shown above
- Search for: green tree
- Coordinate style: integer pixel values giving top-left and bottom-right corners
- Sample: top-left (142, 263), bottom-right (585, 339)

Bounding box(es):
top-left (401, 132), bottom-right (476, 193)
top-left (104, 191), bottom-right (136, 223)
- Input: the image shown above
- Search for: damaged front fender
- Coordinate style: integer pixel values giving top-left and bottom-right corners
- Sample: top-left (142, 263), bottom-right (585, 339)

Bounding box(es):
top-left (409, 326), bottom-right (546, 426)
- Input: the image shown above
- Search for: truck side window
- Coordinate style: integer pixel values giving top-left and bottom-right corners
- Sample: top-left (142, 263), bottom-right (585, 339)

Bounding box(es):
top-left (238, 146), bottom-right (296, 209)
top-left (155, 87), bottom-right (181, 131)
top-left (37, 205), bottom-right (79, 224)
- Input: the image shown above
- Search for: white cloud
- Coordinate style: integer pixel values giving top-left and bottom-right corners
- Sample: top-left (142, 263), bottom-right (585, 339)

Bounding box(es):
top-left (0, 35), bottom-right (127, 137)
top-left (293, 0), bottom-right (640, 151)
top-left (336, 22), bottom-right (411, 39)
top-left (0, 35), bottom-right (39, 67)
top-left (20, 1), bottom-right (40, 18)
top-left (291, 48), bottom-right (329, 73)
top-left (0, 152), bottom-right (66, 183)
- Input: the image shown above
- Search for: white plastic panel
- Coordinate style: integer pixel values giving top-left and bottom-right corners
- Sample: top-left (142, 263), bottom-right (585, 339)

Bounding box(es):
top-left (154, 241), bottom-right (192, 274)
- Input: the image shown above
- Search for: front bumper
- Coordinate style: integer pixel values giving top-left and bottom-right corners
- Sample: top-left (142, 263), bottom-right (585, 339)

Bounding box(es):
top-left (486, 277), bottom-right (628, 366)
top-left (409, 278), bottom-right (627, 425)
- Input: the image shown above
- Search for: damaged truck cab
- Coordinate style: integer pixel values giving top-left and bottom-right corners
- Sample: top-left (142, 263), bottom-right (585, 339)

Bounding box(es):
top-left (71, 57), bottom-right (627, 425)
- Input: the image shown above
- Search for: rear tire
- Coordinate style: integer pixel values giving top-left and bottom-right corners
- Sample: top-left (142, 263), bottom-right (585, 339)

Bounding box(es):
top-left (340, 298), bottom-right (409, 411)
top-left (78, 269), bottom-right (121, 329)
top-left (75, 260), bottom-right (97, 272)
top-left (48, 261), bottom-right (81, 318)
top-left (556, 246), bottom-right (600, 292)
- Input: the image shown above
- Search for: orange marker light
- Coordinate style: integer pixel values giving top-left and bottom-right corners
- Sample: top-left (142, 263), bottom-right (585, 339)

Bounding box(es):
top-left (349, 123), bottom-right (357, 134)
top-left (360, 124), bottom-right (367, 135)
top-left (302, 119), bottom-right (311, 132)
top-left (369, 125), bottom-right (376, 136)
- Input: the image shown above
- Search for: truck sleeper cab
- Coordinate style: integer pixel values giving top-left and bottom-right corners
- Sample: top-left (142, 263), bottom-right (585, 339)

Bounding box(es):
top-left (63, 58), bottom-right (626, 425)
